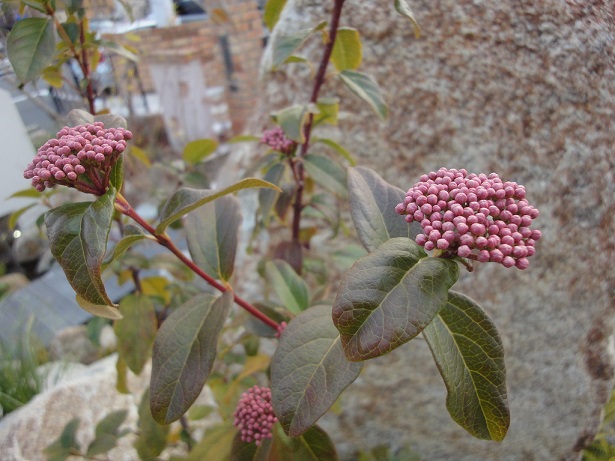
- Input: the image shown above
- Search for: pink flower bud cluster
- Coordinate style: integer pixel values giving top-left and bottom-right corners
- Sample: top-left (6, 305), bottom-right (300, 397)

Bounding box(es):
top-left (395, 168), bottom-right (541, 269)
top-left (23, 122), bottom-right (132, 194)
top-left (233, 385), bottom-right (277, 445)
top-left (261, 127), bottom-right (295, 155)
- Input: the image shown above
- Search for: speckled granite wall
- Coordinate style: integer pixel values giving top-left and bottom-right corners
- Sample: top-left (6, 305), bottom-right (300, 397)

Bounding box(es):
top-left (250, 1), bottom-right (615, 460)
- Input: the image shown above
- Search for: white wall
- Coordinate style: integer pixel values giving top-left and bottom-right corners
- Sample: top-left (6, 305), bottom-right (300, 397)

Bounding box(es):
top-left (0, 88), bottom-right (37, 216)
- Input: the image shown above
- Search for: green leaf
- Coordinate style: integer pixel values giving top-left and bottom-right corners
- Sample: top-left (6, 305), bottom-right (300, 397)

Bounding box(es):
top-left (61, 22), bottom-right (79, 44)
top-left (230, 432), bottom-right (273, 461)
top-left (270, 21), bottom-right (326, 70)
top-left (8, 203), bottom-right (36, 230)
top-left (21, 0), bottom-right (47, 13)
top-left (76, 294), bottom-right (123, 320)
top-left (229, 135), bottom-right (261, 143)
top-left (7, 18), bottom-right (55, 84)
top-left (303, 155), bottom-right (347, 198)
top-left (332, 244), bottom-right (367, 270)
top-left (102, 225), bottom-right (149, 271)
top-left (394, 0), bottom-right (421, 38)
top-left (314, 138), bottom-right (356, 166)
top-left (264, 0), bottom-right (288, 30)
top-left (110, 153), bottom-right (123, 190)
top-left (128, 145), bottom-right (151, 167)
top-left (347, 166), bottom-right (420, 252)
top-left (156, 178), bottom-right (281, 234)
top-left (9, 187), bottom-right (42, 199)
top-left (339, 70), bottom-right (388, 120)
top-left (258, 163), bottom-right (285, 225)
top-left (312, 98), bottom-right (339, 127)
top-left (269, 424), bottom-right (338, 460)
top-left (271, 305), bottom-right (362, 437)
top-left (330, 28), bottom-right (362, 71)
top-left (186, 195), bottom-right (242, 282)
top-left (183, 139), bottom-right (219, 166)
top-left (265, 259), bottom-right (309, 315)
top-left (114, 294), bottom-right (157, 375)
top-left (135, 388), bottom-right (170, 460)
top-left (45, 187), bottom-right (118, 309)
top-left (44, 418), bottom-right (81, 461)
top-left (42, 65), bottom-right (63, 88)
top-left (271, 28), bottom-right (312, 70)
top-left (150, 292), bottom-right (233, 424)
top-left (67, 109), bottom-right (94, 126)
top-left (332, 237), bottom-right (459, 361)
top-left (422, 291), bottom-right (509, 441)
top-left (271, 105), bottom-right (309, 144)
top-left (86, 410), bottom-right (128, 457)
top-left (182, 423), bottom-right (236, 461)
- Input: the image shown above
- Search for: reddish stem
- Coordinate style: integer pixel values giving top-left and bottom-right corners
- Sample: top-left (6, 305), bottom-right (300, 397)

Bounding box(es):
top-left (291, 0), bottom-right (346, 242)
top-left (79, 22), bottom-right (97, 115)
top-left (114, 194), bottom-right (280, 330)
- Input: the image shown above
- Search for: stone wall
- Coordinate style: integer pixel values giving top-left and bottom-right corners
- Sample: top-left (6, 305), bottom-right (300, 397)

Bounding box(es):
top-left (250, 1), bottom-right (615, 460)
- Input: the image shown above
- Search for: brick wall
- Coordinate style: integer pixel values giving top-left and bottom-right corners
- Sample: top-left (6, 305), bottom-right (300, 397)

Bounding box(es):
top-left (106, 0), bottom-right (264, 137)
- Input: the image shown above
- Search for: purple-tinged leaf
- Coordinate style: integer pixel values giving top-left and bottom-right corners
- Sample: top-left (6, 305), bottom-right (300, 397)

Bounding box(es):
top-left (186, 195), bottom-right (242, 282)
top-left (332, 237), bottom-right (459, 361)
top-left (423, 291), bottom-right (509, 441)
top-left (348, 166), bottom-right (420, 252)
top-left (271, 305), bottom-right (362, 437)
top-left (150, 291), bottom-right (233, 424)
top-left (45, 187), bottom-right (118, 312)
top-left (156, 178), bottom-right (280, 234)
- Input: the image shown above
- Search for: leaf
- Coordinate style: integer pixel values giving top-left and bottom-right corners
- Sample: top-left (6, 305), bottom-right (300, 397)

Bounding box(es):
top-left (156, 178), bottom-right (281, 234)
top-left (230, 432), bottom-right (272, 461)
top-left (44, 418), bottom-right (81, 461)
top-left (313, 98), bottom-right (339, 126)
top-left (116, 355), bottom-right (130, 394)
top-left (229, 135), bottom-right (261, 143)
top-left (128, 145), bottom-right (151, 167)
top-left (303, 155), bottom-right (347, 198)
top-left (110, 153), bottom-right (123, 190)
top-left (183, 139), bottom-right (219, 166)
top-left (150, 292), bottom-right (233, 424)
top-left (264, 0), bottom-right (288, 30)
top-left (21, 0), bottom-right (47, 13)
top-left (258, 163), bottom-right (285, 226)
top-left (114, 294), bottom-right (157, 375)
top-left (186, 195), bottom-right (242, 282)
top-left (9, 188), bottom-right (42, 199)
top-left (265, 259), bottom-right (309, 315)
top-left (271, 28), bottom-right (312, 70)
top-left (330, 28), bottom-right (362, 71)
top-left (269, 424), bottom-right (338, 460)
top-left (422, 291), bottom-right (509, 441)
top-left (135, 388), bottom-right (170, 460)
top-left (45, 187), bottom-right (118, 309)
top-left (314, 138), bottom-right (356, 166)
top-left (271, 105), bottom-right (309, 144)
top-left (76, 294), bottom-right (123, 320)
top-left (86, 410), bottom-right (128, 457)
top-left (339, 70), bottom-right (388, 120)
top-left (102, 225), bottom-right (149, 271)
top-left (271, 305), bottom-right (362, 437)
top-left (182, 423), bottom-right (236, 461)
top-left (8, 203), bottom-right (36, 230)
top-left (7, 18), bottom-right (55, 83)
top-left (42, 65), bottom-right (63, 88)
top-left (347, 166), bottom-right (420, 252)
top-left (67, 109), bottom-right (94, 126)
top-left (394, 0), bottom-right (421, 38)
top-left (332, 244), bottom-right (367, 270)
top-left (332, 237), bottom-right (459, 361)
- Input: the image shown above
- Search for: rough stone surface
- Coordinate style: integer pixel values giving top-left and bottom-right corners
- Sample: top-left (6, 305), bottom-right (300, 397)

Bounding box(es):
top-left (247, 1), bottom-right (615, 460)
